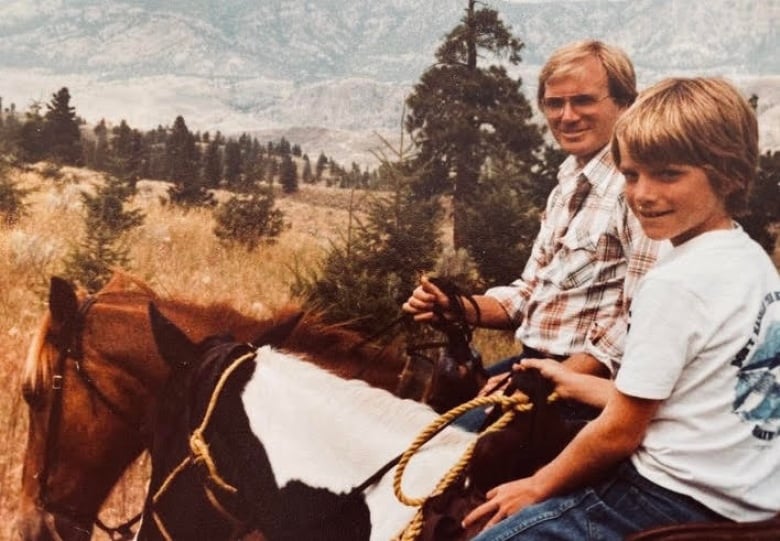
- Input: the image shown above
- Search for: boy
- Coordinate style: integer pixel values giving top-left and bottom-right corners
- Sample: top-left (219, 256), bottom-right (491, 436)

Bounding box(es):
top-left (463, 77), bottom-right (780, 540)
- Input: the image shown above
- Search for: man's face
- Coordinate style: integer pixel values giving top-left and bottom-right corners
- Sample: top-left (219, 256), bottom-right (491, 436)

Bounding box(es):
top-left (542, 55), bottom-right (626, 165)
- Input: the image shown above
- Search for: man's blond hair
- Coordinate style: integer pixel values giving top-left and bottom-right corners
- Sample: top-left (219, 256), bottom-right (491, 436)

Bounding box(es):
top-left (612, 77), bottom-right (758, 216)
top-left (537, 40), bottom-right (637, 108)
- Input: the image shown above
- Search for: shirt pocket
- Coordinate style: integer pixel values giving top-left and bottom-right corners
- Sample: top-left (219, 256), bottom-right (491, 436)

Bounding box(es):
top-left (553, 229), bottom-right (599, 290)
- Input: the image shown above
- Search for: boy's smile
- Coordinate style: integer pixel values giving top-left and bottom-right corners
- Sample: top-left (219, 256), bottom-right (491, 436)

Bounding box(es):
top-left (619, 146), bottom-right (733, 246)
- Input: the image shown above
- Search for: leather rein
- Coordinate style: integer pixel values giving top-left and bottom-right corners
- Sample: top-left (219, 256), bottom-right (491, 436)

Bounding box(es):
top-left (38, 294), bottom-right (143, 540)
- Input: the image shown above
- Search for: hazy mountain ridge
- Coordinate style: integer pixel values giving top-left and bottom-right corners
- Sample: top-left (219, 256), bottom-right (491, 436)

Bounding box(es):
top-left (1, 0), bottom-right (777, 164)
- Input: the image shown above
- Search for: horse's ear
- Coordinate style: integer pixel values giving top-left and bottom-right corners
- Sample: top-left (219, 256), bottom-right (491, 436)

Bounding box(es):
top-left (251, 311), bottom-right (304, 348)
top-left (148, 302), bottom-right (197, 369)
top-left (49, 276), bottom-right (79, 331)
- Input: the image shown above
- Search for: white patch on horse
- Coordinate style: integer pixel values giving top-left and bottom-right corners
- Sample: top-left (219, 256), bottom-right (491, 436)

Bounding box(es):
top-left (242, 346), bottom-right (477, 541)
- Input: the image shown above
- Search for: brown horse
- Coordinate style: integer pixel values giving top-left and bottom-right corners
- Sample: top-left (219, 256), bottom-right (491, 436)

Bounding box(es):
top-left (17, 272), bottom-right (415, 541)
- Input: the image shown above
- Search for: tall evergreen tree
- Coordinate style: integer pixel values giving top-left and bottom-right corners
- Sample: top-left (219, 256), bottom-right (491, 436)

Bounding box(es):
top-left (44, 87), bottom-right (83, 165)
top-left (280, 153), bottom-right (298, 193)
top-left (405, 0), bottom-right (544, 248)
top-left (315, 152), bottom-right (328, 181)
top-left (165, 116), bottom-right (211, 207)
top-left (223, 139), bottom-right (242, 188)
top-left (202, 138), bottom-right (222, 188)
top-left (92, 119), bottom-right (110, 171)
top-left (302, 154), bottom-right (313, 184)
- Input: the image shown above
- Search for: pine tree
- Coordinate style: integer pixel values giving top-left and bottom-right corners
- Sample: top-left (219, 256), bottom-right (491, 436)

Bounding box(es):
top-left (92, 119), bottom-right (109, 171)
top-left (280, 153), bottom-right (298, 193)
top-left (44, 87), bottom-right (83, 165)
top-left (213, 187), bottom-right (286, 250)
top-left (223, 139), bottom-right (242, 188)
top-left (63, 175), bottom-right (144, 291)
top-left (302, 154), bottom-right (313, 184)
top-left (165, 116), bottom-right (211, 207)
top-left (405, 0), bottom-right (544, 248)
top-left (293, 134), bottom-right (441, 334)
top-left (315, 152), bottom-right (328, 181)
top-left (202, 138), bottom-right (222, 188)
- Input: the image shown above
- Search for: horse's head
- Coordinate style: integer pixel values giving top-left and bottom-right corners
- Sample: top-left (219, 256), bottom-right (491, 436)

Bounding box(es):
top-left (16, 274), bottom-right (296, 541)
top-left (17, 276), bottom-right (153, 541)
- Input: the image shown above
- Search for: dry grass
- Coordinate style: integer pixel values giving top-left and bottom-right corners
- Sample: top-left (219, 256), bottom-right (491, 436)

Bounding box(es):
top-left (0, 164), bottom-right (516, 539)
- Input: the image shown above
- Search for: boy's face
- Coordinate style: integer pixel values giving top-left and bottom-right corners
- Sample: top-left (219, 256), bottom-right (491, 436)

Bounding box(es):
top-left (543, 55), bottom-right (625, 166)
top-left (619, 144), bottom-right (731, 247)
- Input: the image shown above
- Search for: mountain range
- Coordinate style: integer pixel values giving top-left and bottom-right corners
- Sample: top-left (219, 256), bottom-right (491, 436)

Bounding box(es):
top-left (1, 0), bottom-right (778, 165)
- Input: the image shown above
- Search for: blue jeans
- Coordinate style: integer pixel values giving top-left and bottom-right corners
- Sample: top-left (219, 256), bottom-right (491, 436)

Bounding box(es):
top-left (470, 461), bottom-right (727, 541)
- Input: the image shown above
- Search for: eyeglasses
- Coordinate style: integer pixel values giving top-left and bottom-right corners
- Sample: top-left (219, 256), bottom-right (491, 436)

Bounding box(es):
top-left (541, 94), bottom-right (612, 116)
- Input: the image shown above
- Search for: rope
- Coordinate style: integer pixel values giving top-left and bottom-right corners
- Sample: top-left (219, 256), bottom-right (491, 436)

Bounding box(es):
top-left (394, 390), bottom-right (559, 541)
top-left (150, 350), bottom-right (256, 536)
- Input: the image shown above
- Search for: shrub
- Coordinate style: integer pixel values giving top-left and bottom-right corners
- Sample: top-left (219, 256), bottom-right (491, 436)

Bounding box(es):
top-left (213, 188), bottom-right (286, 250)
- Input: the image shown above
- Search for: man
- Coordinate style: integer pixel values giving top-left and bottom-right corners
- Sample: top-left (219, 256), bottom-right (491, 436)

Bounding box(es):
top-left (403, 40), bottom-right (662, 406)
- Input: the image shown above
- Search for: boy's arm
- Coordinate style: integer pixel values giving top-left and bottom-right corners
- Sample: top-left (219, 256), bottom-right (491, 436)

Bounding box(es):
top-left (463, 388), bottom-right (660, 530)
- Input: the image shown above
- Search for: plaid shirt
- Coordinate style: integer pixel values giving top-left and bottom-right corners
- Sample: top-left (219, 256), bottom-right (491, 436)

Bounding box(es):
top-left (485, 145), bottom-right (665, 373)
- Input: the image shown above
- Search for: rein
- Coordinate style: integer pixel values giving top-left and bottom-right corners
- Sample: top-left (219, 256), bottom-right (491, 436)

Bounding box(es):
top-left (38, 294), bottom-right (144, 541)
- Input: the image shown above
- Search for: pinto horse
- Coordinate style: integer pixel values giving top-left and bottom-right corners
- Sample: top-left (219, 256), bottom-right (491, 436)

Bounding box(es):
top-left (17, 272), bottom-right (416, 541)
top-left (140, 303), bottom-right (478, 541)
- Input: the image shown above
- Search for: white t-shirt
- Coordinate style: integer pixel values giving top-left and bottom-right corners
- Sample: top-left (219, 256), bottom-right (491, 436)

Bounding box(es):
top-left (615, 227), bottom-right (780, 521)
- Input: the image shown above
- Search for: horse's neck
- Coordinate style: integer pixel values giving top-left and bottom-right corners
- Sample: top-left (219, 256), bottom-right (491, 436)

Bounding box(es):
top-left (242, 347), bottom-right (474, 492)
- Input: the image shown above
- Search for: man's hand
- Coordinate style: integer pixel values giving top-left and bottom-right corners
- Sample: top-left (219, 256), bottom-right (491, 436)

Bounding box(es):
top-left (402, 275), bottom-right (451, 322)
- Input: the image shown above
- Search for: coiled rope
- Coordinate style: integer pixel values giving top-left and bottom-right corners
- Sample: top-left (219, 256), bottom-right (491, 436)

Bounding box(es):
top-left (394, 391), bottom-right (559, 541)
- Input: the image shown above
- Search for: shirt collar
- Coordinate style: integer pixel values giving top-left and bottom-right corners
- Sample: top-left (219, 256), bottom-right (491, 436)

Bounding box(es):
top-left (558, 145), bottom-right (614, 196)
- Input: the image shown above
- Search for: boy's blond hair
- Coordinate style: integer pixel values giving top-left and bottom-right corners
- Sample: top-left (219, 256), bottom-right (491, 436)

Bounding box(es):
top-left (538, 40), bottom-right (637, 108)
top-left (612, 77), bottom-right (758, 216)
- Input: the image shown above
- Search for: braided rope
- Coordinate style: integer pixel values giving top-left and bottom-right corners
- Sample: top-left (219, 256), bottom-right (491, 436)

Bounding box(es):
top-left (395, 389), bottom-right (560, 541)
top-left (150, 350), bottom-right (256, 536)
top-left (394, 393), bottom-right (533, 541)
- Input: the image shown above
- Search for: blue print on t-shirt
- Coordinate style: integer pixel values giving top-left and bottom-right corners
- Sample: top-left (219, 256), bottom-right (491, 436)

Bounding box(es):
top-left (732, 292), bottom-right (780, 442)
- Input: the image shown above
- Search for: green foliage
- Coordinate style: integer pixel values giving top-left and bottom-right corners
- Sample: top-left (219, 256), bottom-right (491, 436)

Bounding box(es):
top-left (43, 87), bottom-right (83, 165)
top-left (405, 0), bottom-right (544, 248)
top-left (166, 115), bottom-right (213, 208)
top-left (63, 175), bottom-right (144, 292)
top-left (315, 152), bottom-right (328, 181)
top-left (18, 103), bottom-right (46, 163)
top-left (0, 159), bottom-right (30, 226)
top-left (462, 156), bottom-right (546, 288)
top-left (213, 188), bottom-right (286, 250)
top-left (740, 150), bottom-right (780, 253)
top-left (280, 154), bottom-right (298, 193)
top-left (293, 137), bottom-right (441, 334)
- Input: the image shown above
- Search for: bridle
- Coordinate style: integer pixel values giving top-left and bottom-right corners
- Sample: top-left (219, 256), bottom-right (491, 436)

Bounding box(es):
top-left (35, 294), bottom-right (144, 540)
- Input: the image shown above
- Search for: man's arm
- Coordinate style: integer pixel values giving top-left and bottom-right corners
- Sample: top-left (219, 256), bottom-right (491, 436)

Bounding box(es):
top-left (402, 276), bottom-right (514, 329)
top-left (463, 388), bottom-right (660, 530)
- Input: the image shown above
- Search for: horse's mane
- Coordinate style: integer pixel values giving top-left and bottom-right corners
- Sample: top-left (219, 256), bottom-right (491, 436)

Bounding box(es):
top-left (22, 271), bottom-right (406, 396)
